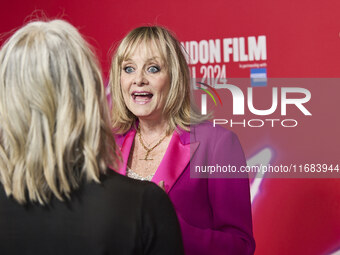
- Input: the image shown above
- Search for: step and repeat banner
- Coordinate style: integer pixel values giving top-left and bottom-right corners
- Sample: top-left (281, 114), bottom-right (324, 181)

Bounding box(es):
top-left (1, 1), bottom-right (340, 254)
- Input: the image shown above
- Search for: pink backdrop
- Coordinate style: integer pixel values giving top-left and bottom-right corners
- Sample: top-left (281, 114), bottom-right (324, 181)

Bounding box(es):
top-left (1, 1), bottom-right (340, 254)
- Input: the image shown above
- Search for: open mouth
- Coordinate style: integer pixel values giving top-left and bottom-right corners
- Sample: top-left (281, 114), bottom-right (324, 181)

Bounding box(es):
top-left (132, 92), bottom-right (153, 104)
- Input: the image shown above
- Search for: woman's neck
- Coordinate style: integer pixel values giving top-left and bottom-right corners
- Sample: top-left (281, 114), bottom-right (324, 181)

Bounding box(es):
top-left (138, 118), bottom-right (168, 140)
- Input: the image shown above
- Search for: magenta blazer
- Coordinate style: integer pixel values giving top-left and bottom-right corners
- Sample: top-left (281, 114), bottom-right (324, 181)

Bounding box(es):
top-left (115, 122), bottom-right (255, 255)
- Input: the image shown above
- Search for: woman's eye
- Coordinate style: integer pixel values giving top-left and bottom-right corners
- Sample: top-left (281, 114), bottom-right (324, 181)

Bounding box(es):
top-left (124, 66), bottom-right (134, 73)
top-left (147, 66), bottom-right (160, 73)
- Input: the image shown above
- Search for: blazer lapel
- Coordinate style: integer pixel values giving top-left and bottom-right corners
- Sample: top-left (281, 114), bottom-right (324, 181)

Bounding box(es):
top-left (152, 128), bottom-right (199, 193)
top-left (116, 129), bottom-right (136, 175)
top-left (116, 126), bottom-right (200, 194)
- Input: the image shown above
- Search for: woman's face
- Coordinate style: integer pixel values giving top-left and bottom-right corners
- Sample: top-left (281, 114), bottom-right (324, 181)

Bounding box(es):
top-left (120, 43), bottom-right (170, 122)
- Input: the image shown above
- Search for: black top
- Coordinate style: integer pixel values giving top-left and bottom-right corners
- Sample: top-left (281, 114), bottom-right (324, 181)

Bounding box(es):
top-left (0, 170), bottom-right (184, 255)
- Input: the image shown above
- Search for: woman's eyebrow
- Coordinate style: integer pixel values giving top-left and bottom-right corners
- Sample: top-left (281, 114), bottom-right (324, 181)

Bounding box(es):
top-left (147, 56), bottom-right (159, 60)
top-left (122, 58), bottom-right (133, 62)
top-left (122, 56), bottom-right (162, 64)
top-left (146, 57), bottom-right (163, 64)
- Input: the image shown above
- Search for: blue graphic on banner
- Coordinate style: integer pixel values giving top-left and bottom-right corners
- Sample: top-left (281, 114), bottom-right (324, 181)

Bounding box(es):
top-left (250, 68), bottom-right (267, 87)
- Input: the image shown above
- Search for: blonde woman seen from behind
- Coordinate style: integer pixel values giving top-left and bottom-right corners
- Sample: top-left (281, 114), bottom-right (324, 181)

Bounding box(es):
top-left (0, 20), bottom-right (183, 255)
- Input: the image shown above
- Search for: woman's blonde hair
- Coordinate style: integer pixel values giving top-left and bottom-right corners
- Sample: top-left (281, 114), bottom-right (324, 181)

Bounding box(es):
top-left (0, 19), bottom-right (117, 205)
top-left (109, 26), bottom-right (204, 134)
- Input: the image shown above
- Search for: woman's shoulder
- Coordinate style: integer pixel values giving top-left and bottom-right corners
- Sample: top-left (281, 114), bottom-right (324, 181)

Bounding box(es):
top-left (191, 121), bottom-right (238, 143)
top-left (99, 170), bottom-right (161, 196)
top-left (97, 171), bottom-right (176, 221)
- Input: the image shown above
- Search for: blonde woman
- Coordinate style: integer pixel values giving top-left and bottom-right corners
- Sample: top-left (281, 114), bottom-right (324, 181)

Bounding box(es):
top-left (0, 20), bottom-right (183, 255)
top-left (110, 26), bottom-right (255, 255)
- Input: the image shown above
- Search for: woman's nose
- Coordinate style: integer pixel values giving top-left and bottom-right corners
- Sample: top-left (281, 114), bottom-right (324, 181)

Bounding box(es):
top-left (133, 70), bottom-right (148, 86)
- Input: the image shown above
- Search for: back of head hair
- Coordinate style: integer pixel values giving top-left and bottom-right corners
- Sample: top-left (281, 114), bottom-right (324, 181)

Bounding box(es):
top-left (0, 19), bottom-right (117, 205)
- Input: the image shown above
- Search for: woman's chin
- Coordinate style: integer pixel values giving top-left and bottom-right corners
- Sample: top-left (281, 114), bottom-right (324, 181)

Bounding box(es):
top-left (134, 112), bottom-right (164, 122)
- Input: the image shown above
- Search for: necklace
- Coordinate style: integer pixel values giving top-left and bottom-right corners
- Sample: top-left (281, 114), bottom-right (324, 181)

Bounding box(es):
top-left (137, 126), bottom-right (167, 161)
